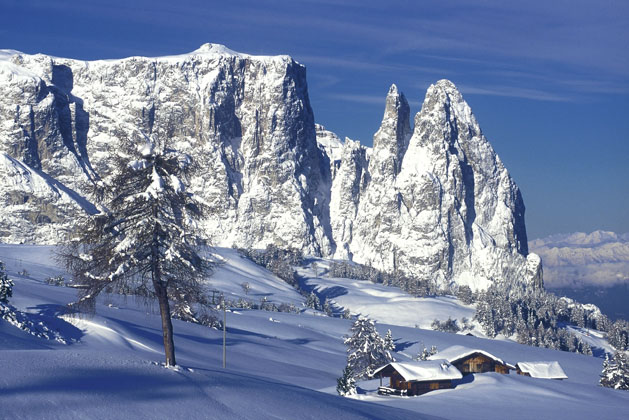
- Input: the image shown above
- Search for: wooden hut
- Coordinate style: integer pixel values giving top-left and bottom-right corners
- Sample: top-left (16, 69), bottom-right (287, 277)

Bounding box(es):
top-left (428, 345), bottom-right (512, 375)
top-left (373, 360), bottom-right (463, 396)
top-left (515, 361), bottom-right (568, 380)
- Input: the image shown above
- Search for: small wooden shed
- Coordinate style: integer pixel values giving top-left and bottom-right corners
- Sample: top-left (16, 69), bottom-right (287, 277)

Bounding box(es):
top-left (373, 360), bottom-right (463, 396)
top-left (515, 361), bottom-right (568, 380)
top-left (428, 345), bottom-right (512, 375)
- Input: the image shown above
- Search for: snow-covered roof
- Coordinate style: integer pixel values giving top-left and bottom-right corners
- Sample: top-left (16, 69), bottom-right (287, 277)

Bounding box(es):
top-left (428, 345), bottom-right (507, 366)
top-left (373, 360), bottom-right (463, 382)
top-left (516, 361), bottom-right (568, 379)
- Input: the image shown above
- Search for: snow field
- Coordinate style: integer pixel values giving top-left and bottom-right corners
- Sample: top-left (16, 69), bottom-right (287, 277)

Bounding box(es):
top-left (1, 245), bottom-right (628, 419)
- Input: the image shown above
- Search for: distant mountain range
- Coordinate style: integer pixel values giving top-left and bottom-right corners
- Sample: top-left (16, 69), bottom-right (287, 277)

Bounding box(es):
top-left (531, 231), bottom-right (629, 320)
top-left (530, 230), bottom-right (629, 288)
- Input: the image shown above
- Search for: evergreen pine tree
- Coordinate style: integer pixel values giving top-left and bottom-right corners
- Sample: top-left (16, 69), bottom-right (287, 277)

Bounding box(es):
top-left (336, 365), bottom-right (357, 396)
top-left (416, 344), bottom-right (438, 361)
top-left (323, 299), bottom-right (333, 316)
top-left (344, 317), bottom-right (393, 379)
top-left (383, 329), bottom-right (395, 352)
top-left (59, 128), bottom-right (212, 367)
top-left (306, 291), bottom-right (321, 310)
top-left (600, 352), bottom-right (629, 390)
top-left (342, 308), bottom-right (351, 319)
top-left (0, 261), bottom-right (13, 304)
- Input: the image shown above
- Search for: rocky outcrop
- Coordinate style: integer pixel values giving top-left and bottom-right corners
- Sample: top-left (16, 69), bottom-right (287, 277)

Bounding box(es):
top-left (325, 80), bottom-right (539, 290)
top-left (0, 45), bottom-right (332, 254)
top-left (0, 152), bottom-right (96, 243)
top-left (0, 46), bottom-right (540, 289)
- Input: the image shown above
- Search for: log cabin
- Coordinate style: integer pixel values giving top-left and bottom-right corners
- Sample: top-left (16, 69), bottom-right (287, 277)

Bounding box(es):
top-left (373, 360), bottom-right (463, 396)
top-left (515, 361), bottom-right (568, 380)
top-left (428, 345), bottom-right (512, 375)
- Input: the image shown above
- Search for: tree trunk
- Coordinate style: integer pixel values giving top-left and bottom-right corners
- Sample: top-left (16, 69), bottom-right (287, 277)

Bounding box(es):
top-left (154, 280), bottom-right (176, 366)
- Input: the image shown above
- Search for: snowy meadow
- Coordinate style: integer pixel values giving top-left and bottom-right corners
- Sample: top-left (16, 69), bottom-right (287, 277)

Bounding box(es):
top-left (1, 245), bottom-right (628, 419)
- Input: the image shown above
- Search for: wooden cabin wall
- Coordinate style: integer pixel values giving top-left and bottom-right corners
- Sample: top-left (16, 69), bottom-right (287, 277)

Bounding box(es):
top-left (410, 380), bottom-right (453, 396)
top-left (454, 354), bottom-right (496, 373)
top-left (453, 353), bottom-right (509, 374)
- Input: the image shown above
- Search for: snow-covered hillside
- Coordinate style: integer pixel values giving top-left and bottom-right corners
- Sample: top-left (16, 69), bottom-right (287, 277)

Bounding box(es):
top-left (1, 245), bottom-right (628, 420)
top-left (299, 261), bottom-right (476, 330)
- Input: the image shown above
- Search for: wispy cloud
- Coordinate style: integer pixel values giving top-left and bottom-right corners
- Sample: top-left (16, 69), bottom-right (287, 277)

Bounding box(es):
top-left (327, 93), bottom-right (421, 107)
top-left (296, 55), bottom-right (447, 75)
top-left (458, 85), bottom-right (573, 102)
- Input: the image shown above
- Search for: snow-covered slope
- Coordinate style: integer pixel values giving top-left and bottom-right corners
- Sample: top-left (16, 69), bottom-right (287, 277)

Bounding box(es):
top-left (300, 263), bottom-right (476, 330)
top-left (1, 244), bottom-right (628, 420)
top-left (531, 231), bottom-right (629, 288)
top-left (1, 45), bottom-right (539, 291)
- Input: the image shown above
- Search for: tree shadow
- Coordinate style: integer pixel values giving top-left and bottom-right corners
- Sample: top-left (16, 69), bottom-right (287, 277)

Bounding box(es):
top-left (393, 340), bottom-right (417, 352)
top-left (22, 303), bottom-right (84, 343)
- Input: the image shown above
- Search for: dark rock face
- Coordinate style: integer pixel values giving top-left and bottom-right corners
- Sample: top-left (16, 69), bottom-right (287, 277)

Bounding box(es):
top-left (0, 47), bottom-right (540, 289)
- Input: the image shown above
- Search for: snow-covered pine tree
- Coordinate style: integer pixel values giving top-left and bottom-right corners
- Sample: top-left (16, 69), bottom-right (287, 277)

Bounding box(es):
top-left (323, 299), bottom-right (333, 316)
top-left (0, 261), bottom-right (13, 304)
top-left (336, 365), bottom-right (356, 396)
top-left (306, 291), bottom-right (321, 310)
top-left (384, 329), bottom-right (395, 352)
top-left (600, 351), bottom-right (629, 390)
top-left (59, 127), bottom-right (212, 366)
top-left (344, 317), bottom-right (393, 379)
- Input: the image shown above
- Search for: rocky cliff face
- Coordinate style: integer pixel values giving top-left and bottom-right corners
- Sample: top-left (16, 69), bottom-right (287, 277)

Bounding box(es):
top-left (0, 45), bottom-right (540, 290)
top-left (324, 80), bottom-right (540, 290)
top-left (0, 45), bottom-right (332, 254)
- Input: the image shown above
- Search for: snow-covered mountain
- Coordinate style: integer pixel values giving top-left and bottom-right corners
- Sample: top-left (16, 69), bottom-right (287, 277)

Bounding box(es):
top-left (531, 231), bottom-right (629, 288)
top-left (325, 81), bottom-right (541, 290)
top-left (0, 45), bottom-right (540, 290)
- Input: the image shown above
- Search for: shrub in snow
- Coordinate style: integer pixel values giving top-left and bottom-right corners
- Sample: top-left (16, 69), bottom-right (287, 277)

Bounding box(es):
top-left (45, 275), bottom-right (66, 287)
top-left (336, 365), bottom-right (356, 396)
top-left (415, 344), bottom-right (438, 361)
top-left (432, 317), bottom-right (461, 333)
top-left (58, 127), bottom-right (213, 367)
top-left (344, 317), bottom-right (394, 379)
top-left (240, 282), bottom-right (251, 295)
top-left (600, 351), bottom-right (629, 390)
top-left (0, 261), bottom-right (13, 304)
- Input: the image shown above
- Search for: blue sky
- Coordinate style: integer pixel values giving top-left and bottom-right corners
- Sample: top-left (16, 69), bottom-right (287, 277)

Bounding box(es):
top-left (1, 0), bottom-right (628, 239)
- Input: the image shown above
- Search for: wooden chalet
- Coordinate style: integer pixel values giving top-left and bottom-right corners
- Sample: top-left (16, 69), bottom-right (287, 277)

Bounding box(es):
top-left (373, 360), bottom-right (463, 396)
top-left (428, 345), bottom-right (512, 375)
top-left (515, 361), bottom-right (568, 380)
